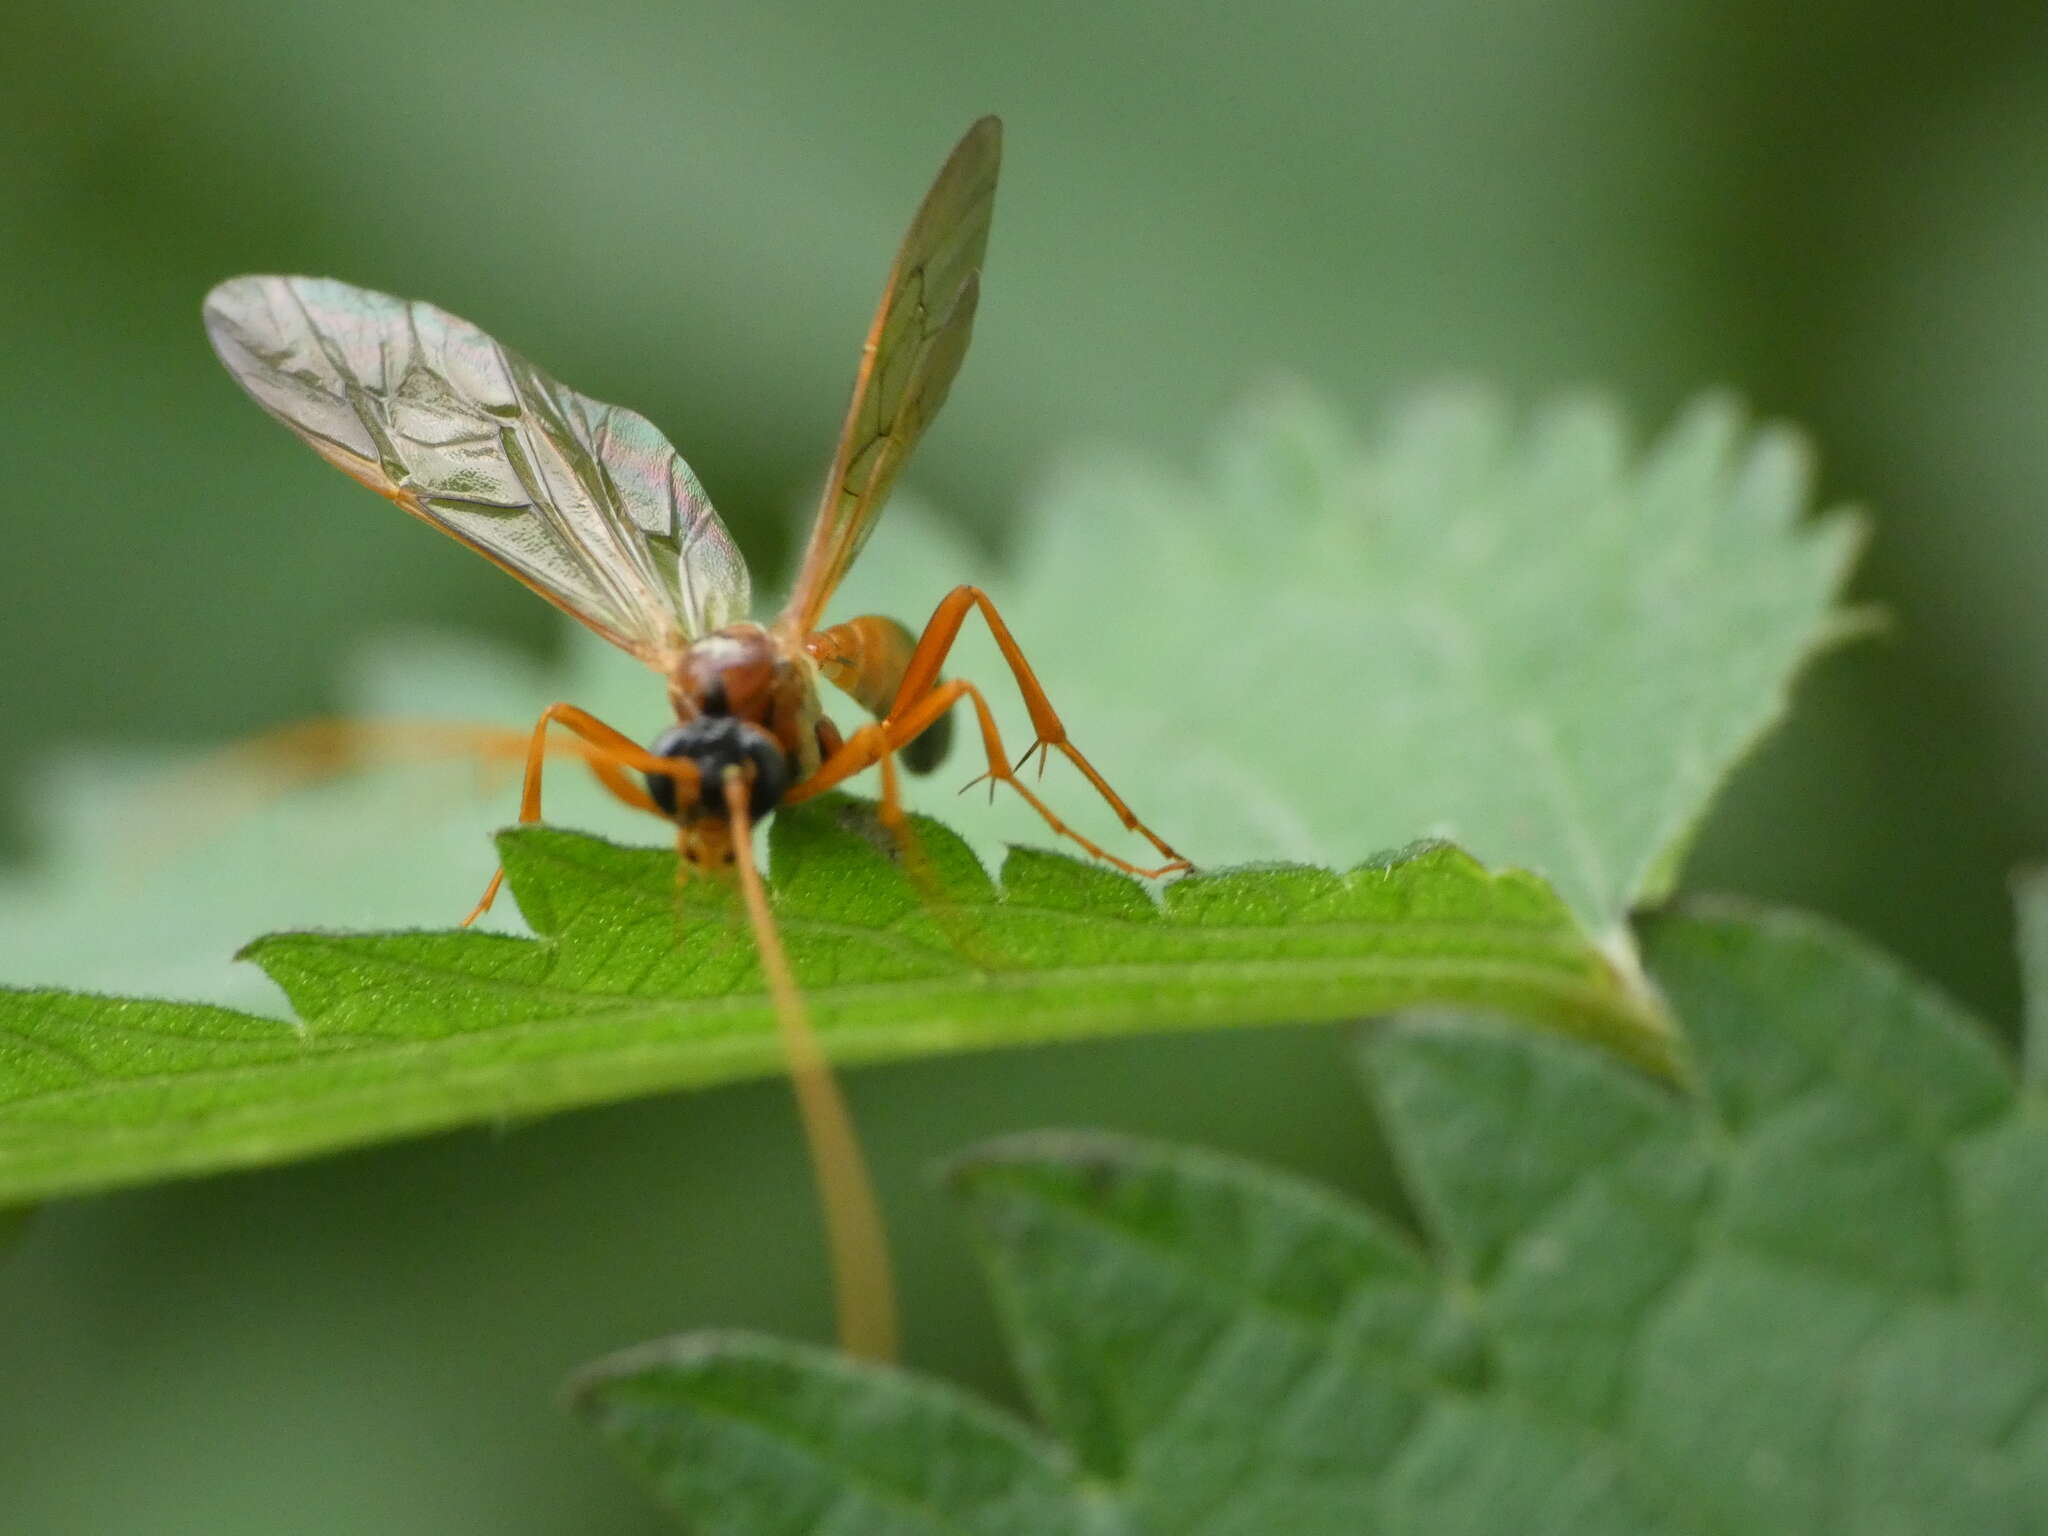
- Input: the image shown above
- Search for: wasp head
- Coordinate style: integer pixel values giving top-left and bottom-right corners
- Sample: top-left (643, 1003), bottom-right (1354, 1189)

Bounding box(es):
top-left (644, 716), bottom-right (791, 843)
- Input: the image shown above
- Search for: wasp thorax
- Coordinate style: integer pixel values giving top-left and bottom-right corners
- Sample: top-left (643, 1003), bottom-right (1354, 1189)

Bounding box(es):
top-left (645, 716), bottom-right (789, 821)
top-left (676, 624), bottom-right (779, 722)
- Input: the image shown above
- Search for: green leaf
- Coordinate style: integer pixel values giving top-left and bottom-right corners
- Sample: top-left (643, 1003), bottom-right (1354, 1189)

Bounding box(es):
top-left (2016, 867), bottom-right (2048, 1087)
top-left (0, 800), bottom-right (1671, 1207)
top-left (836, 387), bottom-right (1863, 941)
top-left (567, 1335), bottom-right (1100, 1536)
top-left (579, 902), bottom-right (2047, 1533)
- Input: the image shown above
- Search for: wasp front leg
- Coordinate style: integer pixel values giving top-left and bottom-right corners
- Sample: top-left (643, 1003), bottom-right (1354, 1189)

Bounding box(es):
top-left (461, 702), bottom-right (691, 926)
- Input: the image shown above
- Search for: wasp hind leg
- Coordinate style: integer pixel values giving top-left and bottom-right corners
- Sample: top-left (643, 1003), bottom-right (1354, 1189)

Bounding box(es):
top-left (805, 589), bottom-right (1189, 878)
top-left (791, 672), bottom-right (1185, 881)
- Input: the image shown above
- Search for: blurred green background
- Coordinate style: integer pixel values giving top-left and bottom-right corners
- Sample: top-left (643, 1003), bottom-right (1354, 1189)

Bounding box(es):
top-left (6, 2), bottom-right (2048, 1530)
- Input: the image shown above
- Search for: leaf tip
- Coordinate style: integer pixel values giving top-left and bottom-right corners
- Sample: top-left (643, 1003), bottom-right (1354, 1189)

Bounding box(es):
top-left (563, 1328), bottom-right (795, 1421)
top-left (940, 1128), bottom-right (1140, 1201)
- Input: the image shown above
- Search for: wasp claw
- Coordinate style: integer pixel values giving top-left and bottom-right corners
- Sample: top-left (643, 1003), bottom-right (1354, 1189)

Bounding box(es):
top-left (1014, 740), bottom-right (1052, 780)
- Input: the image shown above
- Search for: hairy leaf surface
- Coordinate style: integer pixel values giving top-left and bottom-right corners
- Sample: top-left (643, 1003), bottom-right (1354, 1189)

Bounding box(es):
top-left (0, 801), bottom-right (1669, 1206)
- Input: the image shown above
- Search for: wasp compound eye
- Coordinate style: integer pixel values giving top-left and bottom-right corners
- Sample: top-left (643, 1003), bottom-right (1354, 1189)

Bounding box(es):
top-left (645, 717), bottom-right (790, 820)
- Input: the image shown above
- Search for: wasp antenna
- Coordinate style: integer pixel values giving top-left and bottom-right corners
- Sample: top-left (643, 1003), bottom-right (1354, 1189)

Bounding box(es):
top-left (722, 768), bottom-right (899, 1362)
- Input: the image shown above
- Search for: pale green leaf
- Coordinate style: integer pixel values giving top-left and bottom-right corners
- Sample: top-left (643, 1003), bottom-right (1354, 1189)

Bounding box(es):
top-left (833, 387), bottom-right (1863, 941)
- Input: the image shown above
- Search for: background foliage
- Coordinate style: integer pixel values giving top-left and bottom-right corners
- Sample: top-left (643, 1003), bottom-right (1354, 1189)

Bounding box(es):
top-left (5, 3), bottom-right (2047, 1531)
top-left (577, 895), bottom-right (2048, 1532)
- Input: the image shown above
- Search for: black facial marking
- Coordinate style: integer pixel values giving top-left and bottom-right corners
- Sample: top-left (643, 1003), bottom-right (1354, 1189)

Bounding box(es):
top-left (644, 717), bottom-right (790, 820)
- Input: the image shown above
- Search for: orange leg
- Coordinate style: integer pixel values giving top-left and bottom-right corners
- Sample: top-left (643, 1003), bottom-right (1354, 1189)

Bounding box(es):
top-left (871, 741), bottom-right (940, 894)
top-left (811, 726), bottom-right (929, 883)
top-left (805, 586), bottom-right (1188, 876)
top-left (144, 716), bottom-right (677, 900)
top-left (789, 676), bottom-right (1186, 880)
top-left (875, 748), bottom-right (907, 834)
top-left (898, 587), bottom-right (1184, 868)
top-left (461, 703), bottom-right (692, 925)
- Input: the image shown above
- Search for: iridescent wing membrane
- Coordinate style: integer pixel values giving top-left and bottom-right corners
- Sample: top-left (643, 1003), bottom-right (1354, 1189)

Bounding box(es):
top-left (203, 275), bottom-right (750, 667)
top-left (780, 116), bottom-right (1002, 638)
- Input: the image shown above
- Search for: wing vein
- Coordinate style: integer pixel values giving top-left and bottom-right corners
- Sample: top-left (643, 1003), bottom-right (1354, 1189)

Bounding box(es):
top-left (778, 117), bottom-right (1002, 638)
top-left (203, 274), bottom-right (754, 666)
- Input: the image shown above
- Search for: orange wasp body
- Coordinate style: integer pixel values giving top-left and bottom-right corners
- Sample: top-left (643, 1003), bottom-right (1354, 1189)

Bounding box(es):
top-left (204, 118), bottom-right (1183, 1360)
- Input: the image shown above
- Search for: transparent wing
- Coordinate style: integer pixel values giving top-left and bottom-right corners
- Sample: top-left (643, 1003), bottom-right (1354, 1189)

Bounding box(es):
top-left (779, 116), bottom-right (1001, 638)
top-left (204, 275), bottom-right (750, 664)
